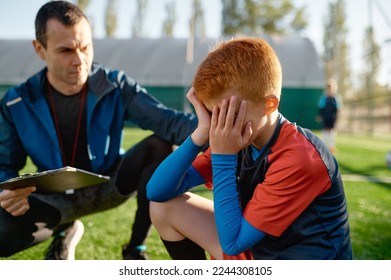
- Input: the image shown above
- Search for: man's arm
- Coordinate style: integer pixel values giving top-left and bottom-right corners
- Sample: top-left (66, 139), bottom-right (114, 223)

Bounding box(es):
top-left (0, 92), bottom-right (28, 183)
top-left (118, 72), bottom-right (197, 145)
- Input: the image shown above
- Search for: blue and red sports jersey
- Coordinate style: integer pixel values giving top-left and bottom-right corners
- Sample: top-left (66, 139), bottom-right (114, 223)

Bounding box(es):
top-left (192, 114), bottom-right (352, 259)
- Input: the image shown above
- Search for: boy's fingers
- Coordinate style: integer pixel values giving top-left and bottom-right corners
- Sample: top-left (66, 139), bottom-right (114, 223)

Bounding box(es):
top-left (211, 106), bottom-right (219, 128)
top-left (186, 89), bottom-right (197, 105)
top-left (217, 99), bottom-right (228, 127)
top-left (234, 100), bottom-right (247, 129)
top-left (242, 121), bottom-right (253, 145)
top-left (186, 87), bottom-right (195, 99)
top-left (225, 96), bottom-right (237, 128)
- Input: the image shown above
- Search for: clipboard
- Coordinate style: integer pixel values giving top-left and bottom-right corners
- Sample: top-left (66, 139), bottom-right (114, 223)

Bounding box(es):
top-left (0, 166), bottom-right (110, 193)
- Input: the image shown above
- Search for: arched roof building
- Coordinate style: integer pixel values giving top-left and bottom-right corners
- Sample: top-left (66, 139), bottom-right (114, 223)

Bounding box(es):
top-left (0, 36), bottom-right (324, 128)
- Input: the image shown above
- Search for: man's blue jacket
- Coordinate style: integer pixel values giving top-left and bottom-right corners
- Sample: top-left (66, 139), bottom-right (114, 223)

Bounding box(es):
top-left (0, 63), bottom-right (197, 182)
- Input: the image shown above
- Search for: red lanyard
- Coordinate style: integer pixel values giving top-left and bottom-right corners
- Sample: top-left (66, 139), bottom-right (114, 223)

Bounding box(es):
top-left (47, 84), bottom-right (87, 167)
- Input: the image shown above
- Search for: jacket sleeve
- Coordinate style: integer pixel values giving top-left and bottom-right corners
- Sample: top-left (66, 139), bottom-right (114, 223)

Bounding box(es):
top-left (118, 72), bottom-right (198, 145)
top-left (0, 93), bottom-right (28, 184)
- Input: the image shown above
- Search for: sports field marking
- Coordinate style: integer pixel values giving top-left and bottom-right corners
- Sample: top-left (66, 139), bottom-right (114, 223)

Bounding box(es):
top-left (342, 174), bottom-right (391, 184)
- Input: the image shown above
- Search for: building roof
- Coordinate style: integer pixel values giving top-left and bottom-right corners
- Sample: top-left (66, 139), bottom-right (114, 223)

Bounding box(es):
top-left (0, 36), bottom-right (324, 88)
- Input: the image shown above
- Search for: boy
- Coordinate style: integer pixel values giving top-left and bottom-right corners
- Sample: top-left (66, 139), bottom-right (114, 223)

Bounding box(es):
top-left (147, 37), bottom-right (352, 260)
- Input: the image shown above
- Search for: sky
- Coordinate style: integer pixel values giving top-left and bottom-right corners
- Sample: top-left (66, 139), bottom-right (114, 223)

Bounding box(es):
top-left (0, 0), bottom-right (391, 85)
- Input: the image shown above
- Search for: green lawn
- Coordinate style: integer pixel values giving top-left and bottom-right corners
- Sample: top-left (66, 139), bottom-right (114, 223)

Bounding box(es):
top-left (1, 128), bottom-right (390, 260)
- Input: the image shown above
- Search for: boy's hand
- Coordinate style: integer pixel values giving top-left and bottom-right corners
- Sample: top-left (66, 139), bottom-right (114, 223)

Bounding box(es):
top-left (187, 88), bottom-right (210, 146)
top-left (210, 96), bottom-right (252, 154)
top-left (0, 186), bottom-right (36, 216)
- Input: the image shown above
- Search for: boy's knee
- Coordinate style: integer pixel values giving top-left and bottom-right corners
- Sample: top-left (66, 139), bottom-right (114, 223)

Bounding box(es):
top-left (149, 200), bottom-right (171, 227)
top-left (149, 201), bottom-right (164, 222)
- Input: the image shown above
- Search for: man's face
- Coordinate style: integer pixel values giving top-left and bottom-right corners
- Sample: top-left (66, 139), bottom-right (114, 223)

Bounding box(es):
top-left (33, 17), bottom-right (93, 94)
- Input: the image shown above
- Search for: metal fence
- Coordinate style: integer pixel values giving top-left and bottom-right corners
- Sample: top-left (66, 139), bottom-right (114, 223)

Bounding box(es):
top-left (338, 91), bottom-right (391, 136)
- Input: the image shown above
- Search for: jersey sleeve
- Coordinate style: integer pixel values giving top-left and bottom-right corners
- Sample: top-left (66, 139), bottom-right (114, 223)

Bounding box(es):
top-left (243, 137), bottom-right (332, 237)
top-left (191, 147), bottom-right (213, 189)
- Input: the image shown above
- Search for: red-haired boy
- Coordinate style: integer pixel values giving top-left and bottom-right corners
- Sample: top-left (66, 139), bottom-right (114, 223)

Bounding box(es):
top-left (147, 37), bottom-right (352, 260)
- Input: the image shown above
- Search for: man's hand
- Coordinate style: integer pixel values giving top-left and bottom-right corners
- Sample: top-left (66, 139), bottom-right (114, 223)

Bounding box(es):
top-left (0, 186), bottom-right (36, 216)
top-left (187, 88), bottom-right (211, 146)
top-left (210, 96), bottom-right (252, 154)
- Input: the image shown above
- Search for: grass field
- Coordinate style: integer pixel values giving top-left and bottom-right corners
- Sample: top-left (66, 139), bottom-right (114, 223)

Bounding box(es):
top-left (1, 128), bottom-right (390, 260)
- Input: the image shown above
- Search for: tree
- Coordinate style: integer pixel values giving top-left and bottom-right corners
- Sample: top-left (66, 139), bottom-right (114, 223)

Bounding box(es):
top-left (132, 0), bottom-right (148, 38)
top-left (221, 0), bottom-right (241, 36)
top-left (221, 0), bottom-right (308, 36)
top-left (77, 0), bottom-right (91, 12)
top-left (189, 0), bottom-right (206, 38)
top-left (322, 0), bottom-right (351, 99)
top-left (363, 26), bottom-right (381, 88)
top-left (104, 0), bottom-right (117, 37)
top-left (362, 26), bottom-right (381, 134)
top-left (162, 1), bottom-right (176, 37)
top-left (186, 0), bottom-right (206, 64)
top-left (291, 6), bottom-right (307, 33)
top-left (77, 0), bottom-right (93, 34)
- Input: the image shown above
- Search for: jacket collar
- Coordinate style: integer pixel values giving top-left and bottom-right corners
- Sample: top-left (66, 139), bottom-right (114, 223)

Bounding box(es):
top-left (87, 63), bottom-right (117, 99)
top-left (25, 62), bottom-right (116, 103)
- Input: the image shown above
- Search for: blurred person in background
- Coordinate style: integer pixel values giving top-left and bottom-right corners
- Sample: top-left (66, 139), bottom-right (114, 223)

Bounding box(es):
top-left (317, 78), bottom-right (342, 153)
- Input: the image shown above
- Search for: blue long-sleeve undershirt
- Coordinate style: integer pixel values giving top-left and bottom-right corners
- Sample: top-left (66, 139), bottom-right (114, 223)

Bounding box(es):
top-left (212, 153), bottom-right (265, 255)
top-left (146, 136), bottom-right (265, 256)
top-left (146, 136), bottom-right (205, 202)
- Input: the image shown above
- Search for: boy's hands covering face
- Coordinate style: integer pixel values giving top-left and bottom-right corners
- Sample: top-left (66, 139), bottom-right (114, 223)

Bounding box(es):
top-left (210, 96), bottom-right (253, 154)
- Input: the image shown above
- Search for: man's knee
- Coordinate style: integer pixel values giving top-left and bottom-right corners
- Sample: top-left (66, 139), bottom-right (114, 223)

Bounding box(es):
top-left (0, 216), bottom-right (22, 257)
top-left (0, 197), bottom-right (60, 257)
top-left (144, 135), bottom-right (173, 159)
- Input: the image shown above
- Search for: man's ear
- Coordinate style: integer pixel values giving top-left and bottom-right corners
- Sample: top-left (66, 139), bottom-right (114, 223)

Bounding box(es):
top-left (32, 40), bottom-right (46, 61)
top-left (264, 95), bottom-right (279, 115)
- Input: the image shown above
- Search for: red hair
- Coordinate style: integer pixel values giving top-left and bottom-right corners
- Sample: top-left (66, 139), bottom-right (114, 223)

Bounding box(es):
top-left (193, 37), bottom-right (282, 103)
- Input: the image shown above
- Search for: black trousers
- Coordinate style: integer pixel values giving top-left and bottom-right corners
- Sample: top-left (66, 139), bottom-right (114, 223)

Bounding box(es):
top-left (0, 134), bottom-right (172, 258)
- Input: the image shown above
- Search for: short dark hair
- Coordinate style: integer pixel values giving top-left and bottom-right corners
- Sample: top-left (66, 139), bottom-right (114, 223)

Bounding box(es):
top-left (35, 1), bottom-right (88, 48)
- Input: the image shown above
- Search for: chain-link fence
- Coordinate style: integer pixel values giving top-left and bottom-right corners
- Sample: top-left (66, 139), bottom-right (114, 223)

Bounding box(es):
top-left (338, 91), bottom-right (391, 136)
